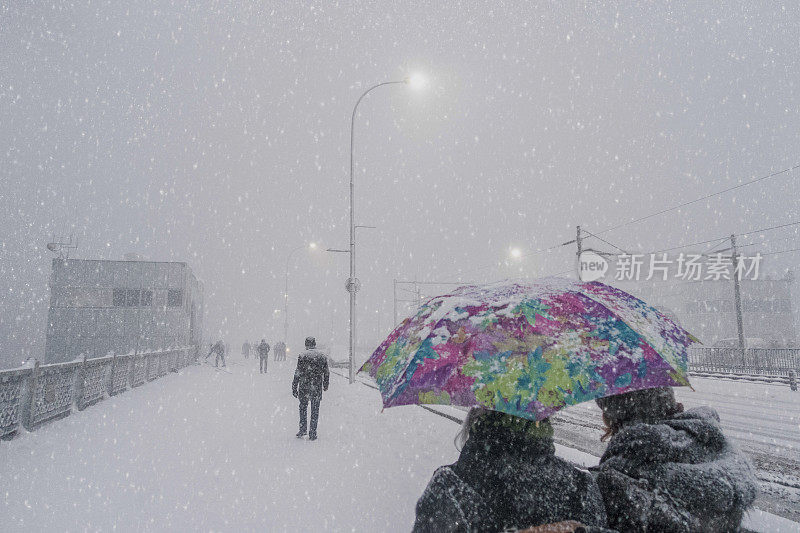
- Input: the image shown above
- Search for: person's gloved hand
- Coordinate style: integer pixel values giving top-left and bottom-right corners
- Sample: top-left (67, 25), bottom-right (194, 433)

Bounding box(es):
top-left (292, 389), bottom-right (298, 398)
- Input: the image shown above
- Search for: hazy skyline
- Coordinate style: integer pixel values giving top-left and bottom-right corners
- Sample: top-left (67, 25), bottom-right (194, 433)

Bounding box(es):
top-left (2, 2), bottom-right (799, 367)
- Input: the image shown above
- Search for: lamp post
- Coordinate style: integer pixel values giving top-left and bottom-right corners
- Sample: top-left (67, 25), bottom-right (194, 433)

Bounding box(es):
top-left (284, 242), bottom-right (317, 345)
top-left (345, 74), bottom-right (426, 384)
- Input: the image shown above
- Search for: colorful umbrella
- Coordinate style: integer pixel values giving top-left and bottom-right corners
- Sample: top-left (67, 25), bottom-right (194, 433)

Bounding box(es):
top-left (360, 277), bottom-right (698, 421)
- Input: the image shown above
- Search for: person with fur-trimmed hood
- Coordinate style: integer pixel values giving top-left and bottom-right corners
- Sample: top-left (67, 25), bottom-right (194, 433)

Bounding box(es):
top-left (413, 408), bottom-right (610, 532)
top-left (594, 387), bottom-right (757, 532)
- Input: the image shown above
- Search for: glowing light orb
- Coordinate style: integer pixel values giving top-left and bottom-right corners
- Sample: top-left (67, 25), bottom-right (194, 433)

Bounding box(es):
top-left (407, 73), bottom-right (427, 91)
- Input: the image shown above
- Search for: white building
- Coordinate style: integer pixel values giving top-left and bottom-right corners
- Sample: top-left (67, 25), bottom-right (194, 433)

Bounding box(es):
top-left (44, 258), bottom-right (204, 364)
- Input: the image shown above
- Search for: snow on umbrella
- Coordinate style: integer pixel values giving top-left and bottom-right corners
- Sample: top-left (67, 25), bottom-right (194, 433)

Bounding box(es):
top-left (360, 277), bottom-right (698, 421)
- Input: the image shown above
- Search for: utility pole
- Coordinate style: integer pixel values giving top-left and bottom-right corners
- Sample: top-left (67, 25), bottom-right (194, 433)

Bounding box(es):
top-left (731, 234), bottom-right (747, 368)
top-left (393, 279), bottom-right (398, 326)
top-left (576, 225), bottom-right (583, 279)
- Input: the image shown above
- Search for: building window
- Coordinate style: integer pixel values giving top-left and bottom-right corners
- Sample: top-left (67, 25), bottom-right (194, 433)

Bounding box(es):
top-left (113, 289), bottom-right (126, 307)
top-left (113, 288), bottom-right (154, 307)
top-left (140, 289), bottom-right (153, 307)
top-left (126, 289), bottom-right (140, 307)
top-left (167, 289), bottom-right (183, 307)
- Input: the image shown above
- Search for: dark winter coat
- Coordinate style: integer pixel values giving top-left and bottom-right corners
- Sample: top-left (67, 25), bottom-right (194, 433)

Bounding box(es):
top-left (412, 420), bottom-right (609, 532)
top-left (292, 349), bottom-right (329, 397)
top-left (257, 341), bottom-right (270, 359)
top-left (595, 406), bottom-right (757, 532)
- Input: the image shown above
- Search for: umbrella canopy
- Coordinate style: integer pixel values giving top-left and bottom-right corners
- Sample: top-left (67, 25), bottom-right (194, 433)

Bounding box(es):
top-left (360, 277), bottom-right (698, 421)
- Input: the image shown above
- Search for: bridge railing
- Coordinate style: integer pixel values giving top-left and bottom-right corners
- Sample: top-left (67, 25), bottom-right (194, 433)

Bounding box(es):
top-left (689, 347), bottom-right (800, 386)
top-left (0, 347), bottom-right (196, 440)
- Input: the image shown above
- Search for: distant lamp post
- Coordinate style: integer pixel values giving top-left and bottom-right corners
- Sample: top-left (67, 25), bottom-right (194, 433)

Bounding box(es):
top-left (510, 247), bottom-right (522, 259)
top-left (344, 73), bottom-right (426, 384)
top-left (284, 242), bottom-right (317, 344)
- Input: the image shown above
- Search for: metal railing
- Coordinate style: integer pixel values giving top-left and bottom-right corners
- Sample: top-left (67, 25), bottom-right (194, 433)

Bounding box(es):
top-left (0, 347), bottom-right (196, 440)
top-left (689, 347), bottom-right (800, 386)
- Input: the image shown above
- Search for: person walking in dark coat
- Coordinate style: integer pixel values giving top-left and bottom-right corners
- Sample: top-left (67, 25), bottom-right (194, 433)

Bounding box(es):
top-left (275, 340), bottom-right (287, 361)
top-left (257, 339), bottom-right (270, 373)
top-left (292, 336), bottom-right (329, 441)
top-left (594, 387), bottom-right (757, 533)
top-left (413, 408), bottom-right (609, 533)
top-left (241, 340), bottom-right (251, 360)
top-left (206, 340), bottom-right (226, 367)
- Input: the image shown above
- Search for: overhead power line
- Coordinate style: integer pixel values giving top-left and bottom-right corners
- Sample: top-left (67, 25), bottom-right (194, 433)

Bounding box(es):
top-left (438, 164), bottom-right (798, 283)
top-left (737, 220), bottom-right (800, 238)
top-left (597, 164), bottom-right (800, 236)
top-left (545, 269), bottom-right (574, 278)
top-left (581, 228), bottom-right (629, 254)
top-left (651, 236), bottom-right (730, 255)
top-left (759, 247), bottom-right (800, 257)
top-left (395, 280), bottom-right (478, 286)
top-left (642, 221), bottom-right (800, 256)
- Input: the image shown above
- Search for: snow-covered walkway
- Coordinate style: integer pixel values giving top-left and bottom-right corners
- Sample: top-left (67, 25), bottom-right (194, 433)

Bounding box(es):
top-left (1, 358), bottom-right (797, 532)
top-left (1, 358), bottom-right (460, 531)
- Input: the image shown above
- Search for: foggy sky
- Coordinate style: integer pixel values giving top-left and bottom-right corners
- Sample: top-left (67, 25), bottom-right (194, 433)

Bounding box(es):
top-left (2, 2), bottom-right (799, 367)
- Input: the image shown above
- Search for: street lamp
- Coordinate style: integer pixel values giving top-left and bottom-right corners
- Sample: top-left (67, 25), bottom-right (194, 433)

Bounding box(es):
top-left (345, 74), bottom-right (425, 384)
top-left (284, 242), bottom-right (317, 345)
top-left (509, 247), bottom-right (522, 259)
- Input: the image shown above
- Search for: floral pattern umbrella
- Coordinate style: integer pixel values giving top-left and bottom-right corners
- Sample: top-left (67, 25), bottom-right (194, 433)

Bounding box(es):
top-left (360, 277), bottom-right (698, 421)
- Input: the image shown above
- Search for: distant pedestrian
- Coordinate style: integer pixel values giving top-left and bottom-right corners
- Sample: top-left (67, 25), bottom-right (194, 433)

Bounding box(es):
top-left (275, 340), bottom-right (287, 361)
top-left (594, 387), bottom-right (757, 532)
top-left (241, 340), bottom-right (251, 360)
top-left (257, 339), bottom-right (270, 373)
top-left (292, 336), bottom-right (329, 441)
top-left (206, 340), bottom-right (226, 367)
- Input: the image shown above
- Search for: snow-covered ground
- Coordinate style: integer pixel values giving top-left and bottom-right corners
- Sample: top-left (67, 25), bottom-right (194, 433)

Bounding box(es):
top-left (1, 358), bottom-right (797, 532)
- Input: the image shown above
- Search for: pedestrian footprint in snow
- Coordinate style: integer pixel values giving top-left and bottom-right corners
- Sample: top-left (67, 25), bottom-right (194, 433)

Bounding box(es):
top-left (412, 408), bottom-right (609, 532)
top-left (593, 387), bottom-right (757, 532)
top-left (292, 336), bottom-right (329, 441)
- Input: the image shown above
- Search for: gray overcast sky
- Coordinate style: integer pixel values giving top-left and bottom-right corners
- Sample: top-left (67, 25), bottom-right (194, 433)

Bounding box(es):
top-left (1, 2), bottom-right (799, 366)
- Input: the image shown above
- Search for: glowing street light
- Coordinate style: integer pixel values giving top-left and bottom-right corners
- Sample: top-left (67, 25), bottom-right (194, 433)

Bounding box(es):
top-left (345, 74), bottom-right (426, 383)
top-left (510, 247), bottom-right (522, 259)
top-left (405, 73), bottom-right (427, 91)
